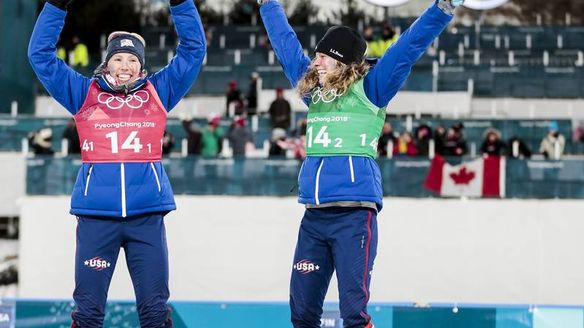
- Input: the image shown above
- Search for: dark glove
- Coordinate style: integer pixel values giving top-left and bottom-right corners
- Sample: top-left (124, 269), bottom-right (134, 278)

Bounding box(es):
top-left (47, 0), bottom-right (73, 10)
top-left (170, 0), bottom-right (187, 6)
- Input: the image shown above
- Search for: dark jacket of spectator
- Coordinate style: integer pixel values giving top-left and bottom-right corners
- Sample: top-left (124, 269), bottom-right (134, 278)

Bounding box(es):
top-left (182, 119), bottom-right (203, 155)
top-left (246, 73), bottom-right (259, 115)
top-left (480, 128), bottom-right (506, 156)
top-left (28, 128), bottom-right (55, 155)
top-left (227, 117), bottom-right (254, 156)
top-left (507, 136), bottom-right (532, 159)
top-left (62, 118), bottom-right (81, 154)
top-left (377, 122), bottom-right (398, 157)
top-left (225, 80), bottom-right (243, 117)
top-left (268, 88), bottom-right (291, 130)
top-left (414, 123), bottom-right (433, 156)
top-left (442, 127), bottom-right (467, 156)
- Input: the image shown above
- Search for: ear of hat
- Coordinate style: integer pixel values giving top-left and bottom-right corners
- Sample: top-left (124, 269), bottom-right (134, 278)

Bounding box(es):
top-left (314, 26), bottom-right (367, 65)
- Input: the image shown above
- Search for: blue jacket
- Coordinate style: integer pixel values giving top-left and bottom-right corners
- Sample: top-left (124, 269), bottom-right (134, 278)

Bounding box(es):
top-left (260, 1), bottom-right (452, 211)
top-left (28, 1), bottom-right (206, 218)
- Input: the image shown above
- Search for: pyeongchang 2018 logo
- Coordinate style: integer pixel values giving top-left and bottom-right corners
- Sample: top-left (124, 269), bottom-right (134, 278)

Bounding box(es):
top-left (293, 259), bottom-right (320, 274)
top-left (84, 257), bottom-right (111, 271)
top-left (97, 90), bottom-right (150, 110)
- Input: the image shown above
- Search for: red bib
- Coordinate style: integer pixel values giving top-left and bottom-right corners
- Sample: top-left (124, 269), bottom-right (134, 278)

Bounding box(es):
top-left (75, 81), bottom-right (167, 163)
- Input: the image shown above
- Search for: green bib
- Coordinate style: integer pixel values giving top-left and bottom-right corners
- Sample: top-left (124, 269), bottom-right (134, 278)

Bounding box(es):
top-left (306, 79), bottom-right (386, 158)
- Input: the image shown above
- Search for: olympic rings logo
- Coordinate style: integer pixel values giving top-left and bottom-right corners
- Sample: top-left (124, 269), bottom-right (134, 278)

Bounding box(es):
top-left (311, 87), bottom-right (343, 104)
top-left (97, 90), bottom-right (150, 110)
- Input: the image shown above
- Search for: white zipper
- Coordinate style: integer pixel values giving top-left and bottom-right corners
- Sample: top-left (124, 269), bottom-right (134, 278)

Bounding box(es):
top-left (349, 155), bottom-right (355, 183)
top-left (314, 159), bottom-right (324, 205)
top-left (84, 165), bottom-right (93, 196)
top-left (151, 163), bottom-right (161, 192)
top-left (121, 163), bottom-right (127, 218)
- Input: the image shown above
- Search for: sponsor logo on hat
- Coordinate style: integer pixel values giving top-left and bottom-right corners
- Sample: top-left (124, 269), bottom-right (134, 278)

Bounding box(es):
top-left (329, 49), bottom-right (343, 58)
top-left (84, 257), bottom-right (111, 271)
top-left (120, 39), bottom-right (135, 48)
top-left (293, 259), bottom-right (320, 274)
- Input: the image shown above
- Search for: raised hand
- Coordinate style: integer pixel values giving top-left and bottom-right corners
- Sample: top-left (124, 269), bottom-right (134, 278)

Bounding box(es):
top-left (436, 0), bottom-right (464, 14)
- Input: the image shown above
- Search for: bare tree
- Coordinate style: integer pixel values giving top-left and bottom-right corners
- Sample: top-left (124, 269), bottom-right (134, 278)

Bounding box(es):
top-left (287, 0), bottom-right (320, 25)
top-left (330, 0), bottom-right (366, 26)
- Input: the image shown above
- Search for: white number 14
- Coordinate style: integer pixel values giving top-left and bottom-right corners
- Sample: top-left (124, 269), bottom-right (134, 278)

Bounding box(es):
top-left (105, 131), bottom-right (144, 153)
top-left (360, 134), bottom-right (378, 150)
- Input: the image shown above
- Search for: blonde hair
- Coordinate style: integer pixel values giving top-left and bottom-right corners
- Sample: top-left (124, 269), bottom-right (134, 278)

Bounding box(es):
top-left (297, 60), bottom-right (370, 98)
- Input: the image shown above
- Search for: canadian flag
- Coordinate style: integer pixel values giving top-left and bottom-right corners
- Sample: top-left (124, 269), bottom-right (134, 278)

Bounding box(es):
top-left (424, 155), bottom-right (505, 197)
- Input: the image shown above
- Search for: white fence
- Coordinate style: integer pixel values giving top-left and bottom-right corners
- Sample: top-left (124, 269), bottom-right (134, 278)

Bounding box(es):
top-left (18, 196), bottom-right (584, 305)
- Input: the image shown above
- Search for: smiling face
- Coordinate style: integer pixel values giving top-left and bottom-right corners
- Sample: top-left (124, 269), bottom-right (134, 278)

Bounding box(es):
top-left (313, 52), bottom-right (342, 85)
top-left (106, 53), bottom-right (142, 86)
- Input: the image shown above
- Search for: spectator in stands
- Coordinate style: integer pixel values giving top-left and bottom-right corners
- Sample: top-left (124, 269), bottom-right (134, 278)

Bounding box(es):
top-left (394, 131), bottom-right (418, 156)
top-left (268, 88), bottom-right (291, 130)
top-left (162, 130), bottom-right (175, 155)
top-left (287, 118), bottom-right (307, 159)
top-left (225, 80), bottom-right (244, 117)
top-left (433, 124), bottom-right (447, 155)
top-left (269, 127), bottom-right (288, 157)
top-left (182, 115), bottom-right (223, 157)
top-left (28, 128), bottom-right (55, 155)
top-left (507, 136), bottom-right (532, 159)
top-left (379, 25), bottom-right (398, 53)
top-left (442, 125), bottom-right (467, 156)
top-left (540, 121), bottom-right (565, 160)
top-left (573, 120), bottom-right (584, 143)
top-left (366, 25), bottom-right (399, 58)
top-left (363, 25), bottom-right (379, 58)
top-left (69, 36), bottom-right (89, 70)
top-left (182, 117), bottom-right (203, 155)
top-left (201, 115), bottom-right (224, 157)
top-left (378, 122), bottom-right (398, 157)
top-left (291, 118), bottom-right (307, 138)
top-left (258, 0), bottom-right (462, 327)
top-left (480, 127), bottom-right (506, 156)
top-left (62, 118), bottom-right (81, 154)
top-left (202, 19), bottom-right (213, 47)
top-left (28, 0), bottom-right (206, 326)
top-left (414, 123), bottom-right (433, 157)
top-left (258, 33), bottom-right (270, 48)
top-left (245, 72), bottom-right (259, 116)
top-left (226, 116), bottom-right (254, 157)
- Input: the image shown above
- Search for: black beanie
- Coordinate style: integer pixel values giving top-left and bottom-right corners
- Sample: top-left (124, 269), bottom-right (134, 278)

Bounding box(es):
top-left (105, 32), bottom-right (146, 68)
top-left (314, 26), bottom-right (367, 65)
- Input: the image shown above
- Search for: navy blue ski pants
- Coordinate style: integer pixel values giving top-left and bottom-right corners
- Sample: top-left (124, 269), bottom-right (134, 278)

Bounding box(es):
top-left (71, 214), bottom-right (172, 328)
top-left (290, 207), bottom-right (378, 328)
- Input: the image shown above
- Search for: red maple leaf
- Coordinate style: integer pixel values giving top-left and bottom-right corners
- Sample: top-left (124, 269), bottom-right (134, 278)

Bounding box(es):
top-left (449, 167), bottom-right (475, 185)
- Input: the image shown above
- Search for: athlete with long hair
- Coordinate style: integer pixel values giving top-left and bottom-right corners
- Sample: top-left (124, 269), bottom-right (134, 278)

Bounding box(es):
top-left (258, 0), bottom-right (464, 327)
